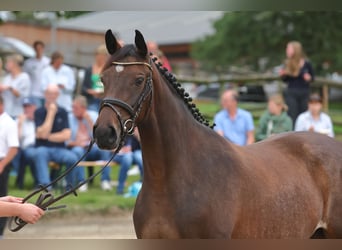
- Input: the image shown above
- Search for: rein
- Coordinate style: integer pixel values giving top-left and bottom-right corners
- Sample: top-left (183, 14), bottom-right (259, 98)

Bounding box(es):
top-left (8, 139), bottom-right (123, 232)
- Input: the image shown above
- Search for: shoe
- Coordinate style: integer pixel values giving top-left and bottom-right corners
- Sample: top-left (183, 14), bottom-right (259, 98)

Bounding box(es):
top-left (128, 165), bottom-right (140, 176)
top-left (78, 183), bottom-right (88, 192)
top-left (101, 180), bottom-right (112, 191)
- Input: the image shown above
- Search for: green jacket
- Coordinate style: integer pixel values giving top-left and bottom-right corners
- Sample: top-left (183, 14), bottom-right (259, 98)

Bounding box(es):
top-left (256, 111), bottom-right (293, 141)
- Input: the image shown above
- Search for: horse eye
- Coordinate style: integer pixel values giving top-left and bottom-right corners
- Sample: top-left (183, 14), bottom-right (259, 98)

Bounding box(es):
top-left (135, 77), bottom-right (145, 85)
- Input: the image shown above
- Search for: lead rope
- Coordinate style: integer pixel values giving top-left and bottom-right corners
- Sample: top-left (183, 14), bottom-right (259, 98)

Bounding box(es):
top-left (8, 138), bottom-right (126, 232)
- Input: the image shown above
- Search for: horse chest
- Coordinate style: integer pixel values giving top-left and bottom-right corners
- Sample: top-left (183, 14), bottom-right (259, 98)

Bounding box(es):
top-left (133, 189), bottom-right (234, 239)
top-left (133, 195), bottom-right (182, 238)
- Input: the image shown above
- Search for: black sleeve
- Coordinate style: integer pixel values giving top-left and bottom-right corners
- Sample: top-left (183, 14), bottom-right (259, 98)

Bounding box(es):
top-left (281, 74), bottom-right (290, 82)
top-left (81, 67), bottom-right (93, 97)
top-left (306, 61), bottom-right (315, 82)
top-left (34, 108), bottom-right (45, 128)
top-left (59, 108), bottom-right (70, 129)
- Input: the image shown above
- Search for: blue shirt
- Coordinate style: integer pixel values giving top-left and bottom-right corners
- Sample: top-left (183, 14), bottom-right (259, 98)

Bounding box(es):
top-left (214, 108), bottom-right (254, 146)
top-left (34, 106), bottom-right (69, 148)
top-left (68, 110), bottom-right (98, 142)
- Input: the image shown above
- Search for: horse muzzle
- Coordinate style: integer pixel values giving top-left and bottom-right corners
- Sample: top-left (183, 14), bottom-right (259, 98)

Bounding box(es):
top-left (93, 122), bottom-right (119, 150)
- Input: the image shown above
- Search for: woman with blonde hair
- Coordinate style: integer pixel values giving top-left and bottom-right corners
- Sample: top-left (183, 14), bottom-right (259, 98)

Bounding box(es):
top-left (256, 94), bottom-right (293, 141)
top-left (279, 41), bottom-right (314, 124)
top-left (81, 44), bottom-right (109, 111)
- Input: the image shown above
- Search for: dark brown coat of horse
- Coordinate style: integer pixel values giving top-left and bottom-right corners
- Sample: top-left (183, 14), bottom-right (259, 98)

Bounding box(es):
top-left (93, 29), bottom-right (342, 238)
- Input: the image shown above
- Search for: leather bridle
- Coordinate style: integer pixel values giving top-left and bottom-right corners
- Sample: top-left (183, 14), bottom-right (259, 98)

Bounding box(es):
top-left (98, 60), bottom-right (153, 142)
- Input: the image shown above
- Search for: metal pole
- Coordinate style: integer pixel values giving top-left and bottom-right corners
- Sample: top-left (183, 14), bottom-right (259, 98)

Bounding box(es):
top-left (50, 19), bottom-right (56, 52)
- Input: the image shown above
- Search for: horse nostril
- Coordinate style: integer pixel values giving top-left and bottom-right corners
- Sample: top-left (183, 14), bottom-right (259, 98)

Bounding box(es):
top-left (93, 124), bottom-right (118, 149)
top-left (108, 125), bottom-right (117, 143)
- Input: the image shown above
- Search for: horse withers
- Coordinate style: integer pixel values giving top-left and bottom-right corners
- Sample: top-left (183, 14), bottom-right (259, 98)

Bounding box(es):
top-left (93, 29), bottom-right (342, 238)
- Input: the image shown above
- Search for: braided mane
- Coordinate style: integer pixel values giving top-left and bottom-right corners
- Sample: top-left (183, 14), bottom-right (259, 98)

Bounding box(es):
top-left (150, 53), bottom-right (214, 129)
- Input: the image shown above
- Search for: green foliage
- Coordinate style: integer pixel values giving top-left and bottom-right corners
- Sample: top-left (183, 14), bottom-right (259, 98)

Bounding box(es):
top-left (55, 11), bottom-right (91, 19)
top-left (191, 11), bottom-right (342, 75)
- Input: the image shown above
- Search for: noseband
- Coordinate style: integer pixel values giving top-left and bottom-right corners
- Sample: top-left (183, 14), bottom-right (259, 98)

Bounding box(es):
top-left (99, 60), bottom-right (153, 145)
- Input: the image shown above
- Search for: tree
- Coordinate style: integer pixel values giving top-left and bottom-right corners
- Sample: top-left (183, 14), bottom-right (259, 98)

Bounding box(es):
top-left (191, 11), bottom-right (342, 75)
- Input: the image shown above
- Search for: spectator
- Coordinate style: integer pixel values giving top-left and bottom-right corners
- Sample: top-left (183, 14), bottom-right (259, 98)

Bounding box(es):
top-left (67, 95), bottom-right (111, 192)
top-left (113, 136), bottom-right (135, 195)
top-left (295, 93), bottom-right (334, 137)
top-left (81, 44), bottom-right (109, 112)
top-left (32, 84), bottom-right (78, 189)
top-left (279, 41), bottom-right (314, 124)
top-left (0, 95), bottom-right (19, 238)
top-left (256, 94), bottom-right (293, 141)
top-left (107, 128), bottom-right (144, 195)
top-left (147, 41), bottom-right (172, 72)
top-left (214, 89), bottom-right (255, 146)
top-left (131, 127), bottom-right (143, 180)
top-left (0, 54), bottom-right (31, 118)
top-left (0, 195), bottom-right (44, 230)
top-left (23, 40), bottom-right (50, 107)
top-left (13, 97), bottom-right (39, 189)
top-left (41, 51), bottom-right (76, 112)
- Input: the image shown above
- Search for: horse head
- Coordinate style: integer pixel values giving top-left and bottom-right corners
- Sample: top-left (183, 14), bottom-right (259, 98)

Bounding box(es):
top-left (93, 29), bottom-right (153, 150)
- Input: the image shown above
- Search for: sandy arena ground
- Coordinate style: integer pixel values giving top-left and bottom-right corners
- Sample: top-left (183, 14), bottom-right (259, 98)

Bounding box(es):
top-left (4, 210), bottom-right (136, 239)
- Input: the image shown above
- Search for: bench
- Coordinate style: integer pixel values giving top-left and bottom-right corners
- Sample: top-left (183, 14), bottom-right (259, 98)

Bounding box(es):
top-left (78, 161), bottom-right (140, 177)
top-left (78, 161), bottom-right (118, 167)
top-left (48, 161), bottom-right (120, 190)
top-left (49, 161), bottom-right (118, 169)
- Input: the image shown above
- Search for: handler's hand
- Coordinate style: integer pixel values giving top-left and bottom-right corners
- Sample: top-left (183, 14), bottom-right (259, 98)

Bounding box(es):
top-left (18, 204), bottom-right (45, 224)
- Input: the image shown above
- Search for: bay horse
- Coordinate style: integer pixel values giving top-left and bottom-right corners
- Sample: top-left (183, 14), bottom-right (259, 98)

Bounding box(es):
top-left (93, 29), bottom-right (342, 238)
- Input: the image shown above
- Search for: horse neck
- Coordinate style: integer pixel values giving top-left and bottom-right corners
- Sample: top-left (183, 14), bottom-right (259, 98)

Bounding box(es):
top-left (137, 72), bottom-right (205, 180)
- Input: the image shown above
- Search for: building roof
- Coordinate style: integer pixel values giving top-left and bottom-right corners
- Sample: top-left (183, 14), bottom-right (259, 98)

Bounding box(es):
top-left (57, 11), bottom-right (224, 45)
top-left (0, 35), bottom-right (35, 58)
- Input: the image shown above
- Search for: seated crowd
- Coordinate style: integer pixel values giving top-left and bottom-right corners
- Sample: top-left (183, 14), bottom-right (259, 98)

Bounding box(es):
top-left (214, 89), bottom-right (334, 147)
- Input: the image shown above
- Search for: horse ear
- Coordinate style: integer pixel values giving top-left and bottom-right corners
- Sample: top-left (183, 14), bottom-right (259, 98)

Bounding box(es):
top-left (105, 29), bottom-right (120, 55)
top-left (135, 30), bottom-right (147, 57)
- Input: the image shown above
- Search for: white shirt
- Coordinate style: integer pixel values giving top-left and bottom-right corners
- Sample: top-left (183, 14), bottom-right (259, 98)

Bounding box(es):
top-left (2, 72), bottom-right (31, 117)
top-left (295, 111), bottom-right (334, 137)
top-left (16, 117), bottom-right (35, 149)
top-left (23, 55), bottom-right (50, 98)
top-left (0, 112), bottom-right (19, 158)
top-left (41, 64), bottom-right (76, 112)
